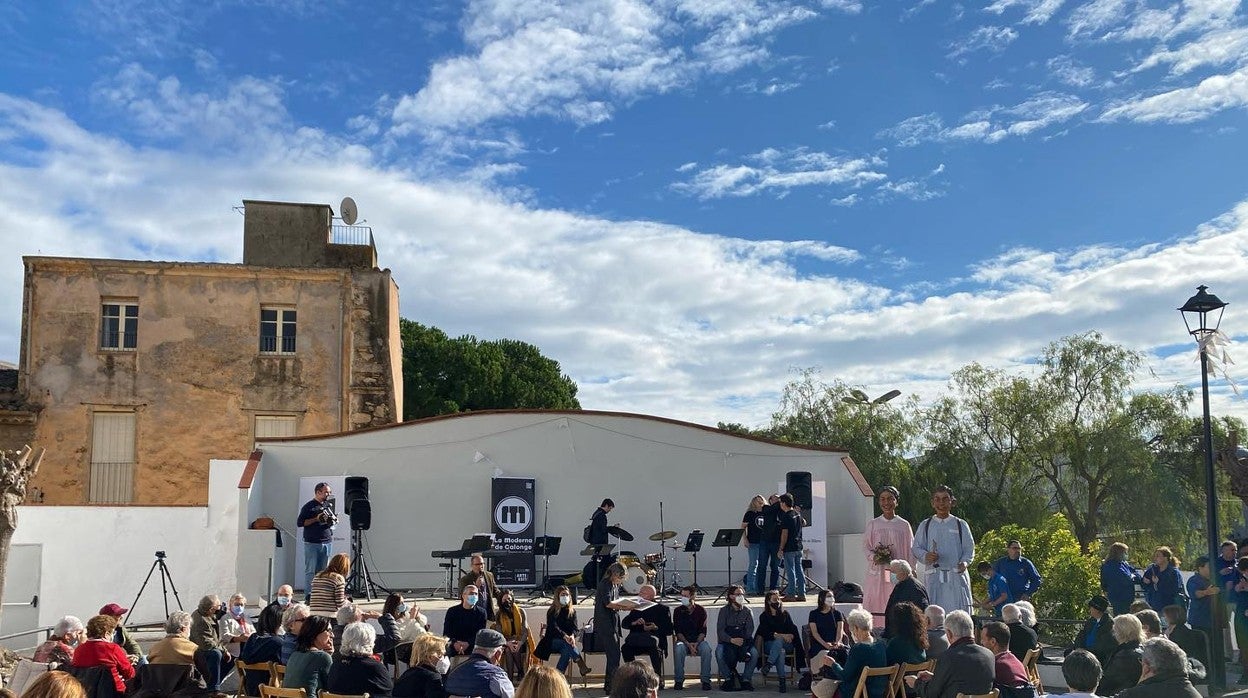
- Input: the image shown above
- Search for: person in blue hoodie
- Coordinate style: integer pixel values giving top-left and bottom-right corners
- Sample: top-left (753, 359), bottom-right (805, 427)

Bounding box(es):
top-left (1142, 546), bottom-right (1185, 616)
top-left (976, 562), bottom-right (1012, 618)
top-left (1101, 542), bottom-right (1143, 615)
top-left (992, 540), bottom-right (1042, 602)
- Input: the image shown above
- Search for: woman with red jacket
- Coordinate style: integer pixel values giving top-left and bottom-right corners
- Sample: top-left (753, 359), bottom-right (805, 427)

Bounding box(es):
top-left (72, 615), bottom-right (136, 693)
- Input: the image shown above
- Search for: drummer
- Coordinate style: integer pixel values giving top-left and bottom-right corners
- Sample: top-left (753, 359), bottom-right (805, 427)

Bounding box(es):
top-left (588, 498), bottom-right (614, 546)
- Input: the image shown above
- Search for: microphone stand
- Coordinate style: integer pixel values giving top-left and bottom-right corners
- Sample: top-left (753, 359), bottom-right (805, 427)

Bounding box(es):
top-left (658, 501), bottom-right (675, 599)
top-left (530, 499), bottom-right (554, 600)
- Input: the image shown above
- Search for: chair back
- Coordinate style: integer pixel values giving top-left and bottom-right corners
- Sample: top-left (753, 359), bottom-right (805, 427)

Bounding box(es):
top-left (235, 660), bottom-right (273, 698)
top-left (320, 693), bottom-right (370, 698)
top-left (851, 665), bottom-right (898, 698)
top-left (890, 660), bottom-right (935, 698)
top-left (269, 663), bottom-right (287, 686)
top-left (954, 690), bottom-right (999, 698)
top-left (259, 684), bottom-right (307, 698)
top-left (1021, 647), bottom-right (1042, 689)
top-left (59, 665), bottom-right (119, 698)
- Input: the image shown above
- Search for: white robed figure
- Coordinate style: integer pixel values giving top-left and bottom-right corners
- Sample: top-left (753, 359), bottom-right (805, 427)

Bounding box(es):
top-left (910, 485), bottom-right (974, 615)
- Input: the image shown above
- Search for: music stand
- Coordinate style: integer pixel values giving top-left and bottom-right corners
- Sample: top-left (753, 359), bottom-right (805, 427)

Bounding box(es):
top-left (684, 530), bottom-right (708, 596)
top-left (712, 528), bottom-right (745, 603)
top-left (529, 536), bottom-right (563, 599)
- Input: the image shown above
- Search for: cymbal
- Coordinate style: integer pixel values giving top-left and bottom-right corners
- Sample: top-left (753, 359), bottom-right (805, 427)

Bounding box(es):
top-left (648, 530), bottom-right (677, 541)
top-left (607, 525), bottom-right (634, 542)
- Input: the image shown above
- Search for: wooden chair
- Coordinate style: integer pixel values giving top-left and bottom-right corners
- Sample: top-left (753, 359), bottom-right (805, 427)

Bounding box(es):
top-left (258, 685), bottom-right (305, 698)
top-left (1021, 647), bottom-right (1043, 691)
top-left (320, 692), bottom-right (370, 698)
top-left (850, 665), bottom-right (898, 698)
top-left (391, 641), bottom-right (414, 679)
top-left (267, 664), bottom-right (286, 687)
top-left (890, 660), bottom-right (935, 698)
top-left (755, 636), bottom-right (800, 686)
top-left (953, 690), bottom-right (999, 698)
top-left (235, 660), bottom-right (273, 698)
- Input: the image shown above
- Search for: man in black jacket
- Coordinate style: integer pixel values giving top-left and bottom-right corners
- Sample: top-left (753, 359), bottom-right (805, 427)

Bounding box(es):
top-left (1067, 595), bottom-right (1117, 664)
top-left (1114, 637), bottom-right (1201, 697)
top-left (907, 610), bottom-right (994, 698)
top-left (621, 585), bottom-right (673, 684)
top-left (588, 499), bottom-right (614, 545)
top-left (883, 560), bottom-right (929, 639)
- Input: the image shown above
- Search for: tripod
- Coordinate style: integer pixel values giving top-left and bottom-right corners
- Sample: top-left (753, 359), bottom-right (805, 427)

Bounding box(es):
top-left (126, 552), bottom-right (183, 625)
top-left (346, 529), bottom-right (388, 600)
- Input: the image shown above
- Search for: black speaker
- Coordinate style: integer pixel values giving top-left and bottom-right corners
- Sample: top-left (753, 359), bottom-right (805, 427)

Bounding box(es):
top-left (786, 471), bottom-right (813, 510)
top-left (344, 476), bottom-right (369, 515)
top-left (350, 499), bottom-right (371, 531)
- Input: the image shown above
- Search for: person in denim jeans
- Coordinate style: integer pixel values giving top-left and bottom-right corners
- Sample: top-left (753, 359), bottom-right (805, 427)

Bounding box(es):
top-left (759, 494), bottom-right (783, 592)
top-left (297, 482), bottom-right (335, 602)
top-left (741, 495), bottom-right (766, 594)
top-left (673, 586), bottom-right (713, 690)
top-left (778, 494), bottom-right (806, 601)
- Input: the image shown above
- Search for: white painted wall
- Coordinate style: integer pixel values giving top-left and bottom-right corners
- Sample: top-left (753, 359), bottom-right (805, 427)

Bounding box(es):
top-left (253, 412), bottom-right (875, 593)
top-left (5, 460), bottom-right (248, 641)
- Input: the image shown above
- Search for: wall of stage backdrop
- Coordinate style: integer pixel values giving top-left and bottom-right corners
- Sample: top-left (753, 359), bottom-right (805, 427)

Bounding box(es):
top-left (244, 410), bottom-right (875, 594)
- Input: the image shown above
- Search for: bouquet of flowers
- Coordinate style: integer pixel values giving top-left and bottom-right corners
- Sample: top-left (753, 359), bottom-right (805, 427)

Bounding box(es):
top-left (871, 542), bottom-right (895, 566)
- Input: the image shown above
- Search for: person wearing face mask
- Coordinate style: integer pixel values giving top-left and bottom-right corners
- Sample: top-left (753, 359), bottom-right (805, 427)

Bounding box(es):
top-left (536, 585), bottom-right (591, 675)
top-left (395, 633), bottom-right (452, 698)
top-left (621, 584), bottom-right (673, 684)
top-left (863, 486), bottom-right (915, 629)
top-left (34, 616), bottom-right (85, 665)
top-left (460, 554), bottom-right (500, 622)
top-left (493, 589), bottom-right (536, 680)
top-left (883, 559), bottom-right (928, 639)
top-left (807, 589), bottom-right (847, 683)
top-left (445, 584), bottom-right (489, 662)
top-left (259, 585), bottom-right (294, 639)
top-left (189, 595), bottom-right (234, 695)
top-left (378, 593), bottom-right (427, 666)
top-left (596, 562), bottom-right (631, 693)
top-left (757, 590), bottom-right (803, 693)
top-left (975, 562), bottom-right (1012, 618)
top-left (716, 584), bottom-right (757, 691)
top-left (672, 585), bottom-right (713, 691)
top-left (219, 593), bottom-right (253, 657)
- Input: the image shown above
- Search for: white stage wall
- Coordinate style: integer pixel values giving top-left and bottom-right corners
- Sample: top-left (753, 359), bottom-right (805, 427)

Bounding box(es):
top-left (248, 411), bottom-right (875, 593)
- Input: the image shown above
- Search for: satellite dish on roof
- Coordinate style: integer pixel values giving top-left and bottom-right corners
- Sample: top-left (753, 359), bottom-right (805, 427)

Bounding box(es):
top-left (340, 197), bottom-right (358, 226)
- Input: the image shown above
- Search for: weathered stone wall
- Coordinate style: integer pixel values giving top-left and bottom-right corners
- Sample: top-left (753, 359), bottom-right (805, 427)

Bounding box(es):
top-left (242, 200), bottom-right (333, 268)
top-left (20, 258), bottom-right (358, 505)
top-left (345, 270), bottom-right (401, 429)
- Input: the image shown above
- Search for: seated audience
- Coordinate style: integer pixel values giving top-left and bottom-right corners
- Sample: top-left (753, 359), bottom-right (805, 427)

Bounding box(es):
top-left (257, 585), bottom-right (293, 638)
top-left (1162, 604), bottom-right (1208, 665)
top-left (147, 611), bottom-right (197, 665)
top-left (883, 560), bottom-right (929, 639)
top-left (715, 585), bottom-right (757, 691)
top-left (310, 554), bottom-right (351, 620)
top-left (755, 590), bottom-right (802, 693)
top-left (444, 628), bottom-right (515, 698)
top-left (536, 586), bottom-right (590, 675)
top-left (1043, 648), bottom-right (1102, 698)
top-left (20, 670), bottom-right (87, 698)
top-left (515, 665), bottom-right (573, 698)
top-left (1068, 596), bottom-right (1115, 664)
top-left (1098, 613), bottom-right (1145, 696)
top-left (98, 603), bottom-right (143, 661)
top-left (906, 610), bottom-right (993, 698)
top-left (808, 589), bottom-right (848, 669)
top-left (818, 608), bottom-right (888, 698)
top-left (1001, 604), bottom-right (1037, 662)
top-left (189, 595), bottom-right (234, 694)
top-left (444, 584), bottom-right (489, 659)
top-left (978, 621), bottom-right (1030, 694)
top-left (284, 615), bottom-right (334, 698)
top-left (334, 604), bottom-right (363, 659)
top-left (1014, 601), bottom-right (1039, 635)
top-left (34, 616), bottom-right (84, 665)
top-left (394, 634), bottom-right (450, 698)
top-left (924, 606), bottom-right (950, 659)
top-left (278, 603), bottom-right (311, 665)
top-left (885, 602), bottom-right (928, 666)
top-left (608, 660), bottom-right (659, 698)
top-left (376, 593), bottom-right (406, 661)
top-left (671, 585), bottom-right (712, 691)
top-left (219, 593), bottom-right (253, 657)
top-left (1134, 609), bottom-right (1161, 638)
top-left (494, 588), bottom-right (538, 680)
top-left (1113, 637), bottom-right (1201, 697)
top-left (328, 622), bottom-right (393, 697)
top-left (72, 614), bottom-right (135, 694)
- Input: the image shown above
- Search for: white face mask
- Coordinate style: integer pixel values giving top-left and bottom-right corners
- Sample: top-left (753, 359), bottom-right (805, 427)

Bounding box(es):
top-left (436, 655), bottom-right (450, 674)
top-left (733, 595), bottom-right (746, 605)
top-left (559, 595), bottom-right (571, 605)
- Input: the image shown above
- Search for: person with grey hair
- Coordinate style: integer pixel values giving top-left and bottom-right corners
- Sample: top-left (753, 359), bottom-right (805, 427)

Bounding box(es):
top-left (147, 611), bottom-right (197, 665)
top-left (814, 608), bottom-right (889, 698)
top-left (279, 602), bottom-right (311, 664)
top-left (333, 604), bottom-right (362, 659)
top-left (327, 622), bottom-right (393, 697)
top-left (924, 605), bottom-right (950, 659)
top-left (444, 629), bottom-right (515, 698)
top-left (1002, 604), bottom-right (1037, 661)
top-left (1014, 600), bottom-right (1037, 628)
top-left (1097, 613), bottom-right (1145, 696)
top-left (34, 616), bottom-right (84, 665)
top-left (189, 595), bottom-right (234, 694)
top-left (1112, 637), bottom-right (1200, 697)
top-left (906, 610), bottom-right (993, 698)
top-left (1044, 648), bottom-right (1103, 697)
top-left (884, 558), bottom-right (929, 639)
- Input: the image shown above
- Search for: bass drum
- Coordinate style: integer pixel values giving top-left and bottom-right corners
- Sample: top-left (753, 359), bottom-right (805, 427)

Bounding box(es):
top-left (621, 564), bottom-right (649, 594)
top-left (582, 554), bottom-right (618, 591)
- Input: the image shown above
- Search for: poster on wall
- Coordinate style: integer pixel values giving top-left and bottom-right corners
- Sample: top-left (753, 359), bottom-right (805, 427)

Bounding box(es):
top-left (491, 477), bottom-right (536, 587)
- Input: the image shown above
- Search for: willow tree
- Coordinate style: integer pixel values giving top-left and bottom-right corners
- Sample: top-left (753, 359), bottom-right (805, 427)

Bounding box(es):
top-left (0, 445), bottom-right (42, 622)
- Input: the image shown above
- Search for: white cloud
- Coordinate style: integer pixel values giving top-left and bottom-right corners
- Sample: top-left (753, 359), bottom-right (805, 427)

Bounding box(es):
top-left (2, 92), bottom-right (1248, 426)
top-left (1132, 26), bottom-right (1248, 75)
top-left (1067, 0), bottom-right (1241, 42)
top-left (881, 92), bottom-right (1088, 145)
top-left (1047, 55), bottom-right (1097, 87)
top-left (1100, 65), bottom-right (1248, 122)
top-left (671, 147), bottom-right (888, 199)
top-left (985, 0), bottom-right (1067, 25)
top-left (947, 25), bottom-right (1020, 59)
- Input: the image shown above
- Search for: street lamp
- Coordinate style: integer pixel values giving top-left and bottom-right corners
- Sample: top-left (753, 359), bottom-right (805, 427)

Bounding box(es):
top-left (841, 389), bottom-right (902, 405)
top-left (1180, 284), bottom-right (1228, 692)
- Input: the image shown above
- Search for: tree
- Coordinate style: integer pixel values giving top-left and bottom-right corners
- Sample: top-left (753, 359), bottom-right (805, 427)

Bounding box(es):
top-left (400, 319), bottom-right (580, 419)
top-left (973, 514), bottom-right (1100, 623)
top-left (0, 446), bottom-right (43, 625)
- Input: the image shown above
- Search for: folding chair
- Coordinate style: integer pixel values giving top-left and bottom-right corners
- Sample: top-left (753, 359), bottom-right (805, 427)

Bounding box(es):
top-left (891, 660), bottom-right (934, 698)
top-left (320, 692), bottom-right (370, 698)
top-left (268, 663), bottom-right (286, 687)
top-left (258, 685), bottom-right (306, 698)
top-left (954, 691), bottom-right (999, 698)
top-left (235, 660), bottom-right (272, 698)
top-left (850, 665), bottom-right (898, 698)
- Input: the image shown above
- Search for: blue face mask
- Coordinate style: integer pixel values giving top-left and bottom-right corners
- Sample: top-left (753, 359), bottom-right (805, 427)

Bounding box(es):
top-left (680, 597), bottom-right (691, 606)
top-left (232, 605), bottom-right (245, 616)
top-left (397, 603), bottom-right (408, 615)
top-left (467, 595), bottom-right (480, 606)
top-left (276, 596), bottom-right (291, 607)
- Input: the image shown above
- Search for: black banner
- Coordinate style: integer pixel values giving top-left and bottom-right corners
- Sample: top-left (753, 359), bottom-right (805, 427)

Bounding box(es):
top-left (491, 477), bottom-right (536, 587)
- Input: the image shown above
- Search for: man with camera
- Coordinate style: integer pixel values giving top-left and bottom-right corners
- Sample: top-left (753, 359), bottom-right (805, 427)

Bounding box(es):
top-left (298, 482), bottom-right (336, 603)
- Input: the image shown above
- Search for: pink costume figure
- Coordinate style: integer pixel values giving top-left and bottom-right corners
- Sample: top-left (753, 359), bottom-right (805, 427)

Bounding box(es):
top-left (862, 486), bottom-right (915, 628)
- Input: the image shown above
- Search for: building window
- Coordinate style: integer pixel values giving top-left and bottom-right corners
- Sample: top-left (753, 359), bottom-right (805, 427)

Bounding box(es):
top-left (100, 302), bottom-right (138, 350)
top-left (255, 415), bottom-right (297, 439)
top-left (260, 307), bottom-right (297, 354)
top-left (90, 411), bottom-right (135, 504)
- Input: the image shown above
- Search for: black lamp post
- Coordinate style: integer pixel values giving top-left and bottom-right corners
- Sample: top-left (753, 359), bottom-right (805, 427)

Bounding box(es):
top-left (1180, 284), bottom-right (1228, 692)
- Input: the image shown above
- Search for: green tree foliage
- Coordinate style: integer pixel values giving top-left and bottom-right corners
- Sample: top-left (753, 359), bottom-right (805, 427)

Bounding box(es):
top-left (972, 514), bottom-right (1101, 622)
top-left (400, 319), bottom-right (580, 419)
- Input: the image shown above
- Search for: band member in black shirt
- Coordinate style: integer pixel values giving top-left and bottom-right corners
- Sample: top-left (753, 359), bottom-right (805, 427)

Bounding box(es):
top-left (778, 494), bottom-right (806, 602)
top-left (588, 498), bottom-right (615, 545)
top-left (742, 495), bottom-right (766, 595)
top-left (759, 494), bottom-right (783, 592)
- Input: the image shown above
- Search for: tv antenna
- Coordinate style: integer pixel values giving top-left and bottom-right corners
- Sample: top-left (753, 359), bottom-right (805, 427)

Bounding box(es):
top-left (340, 197), bottom-right (358, 226)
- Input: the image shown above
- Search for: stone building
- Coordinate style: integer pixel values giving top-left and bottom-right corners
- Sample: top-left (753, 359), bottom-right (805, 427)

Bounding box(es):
top-left (6, 200), bottom-right (403, 505)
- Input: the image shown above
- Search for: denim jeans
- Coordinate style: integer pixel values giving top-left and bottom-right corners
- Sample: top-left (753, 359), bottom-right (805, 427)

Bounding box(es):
top-left (552, 637), bottom-right (581, 672)
top-left (303, 541), bottom-right (330, 600)
top-left (783, 550), bottom-right (805, 597)
top-left (760, 540), bottom-right (782, 591)
top-left (764, 639), bottom-right (796, 678)
top-left (716, 642), bottom-right (757, 680)
top-left (195, 648), bottom-right (234, 691)
top-left (745, 543), bottom-right (763, 594)
top-left (674, 640), bottom-right (713, 682)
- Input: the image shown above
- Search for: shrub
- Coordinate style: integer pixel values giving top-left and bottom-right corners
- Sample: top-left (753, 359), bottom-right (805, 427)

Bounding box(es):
top-left (971, 513), bottom-right (1101, 621)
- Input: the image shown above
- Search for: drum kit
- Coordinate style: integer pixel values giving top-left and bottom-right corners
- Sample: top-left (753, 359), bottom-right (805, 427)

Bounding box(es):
top-left (612, 528), bottom-right (686, 595)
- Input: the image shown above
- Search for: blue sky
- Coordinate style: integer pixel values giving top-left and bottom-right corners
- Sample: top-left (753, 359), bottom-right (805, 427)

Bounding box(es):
top-left (2, 0), bottom-right (1248, 426)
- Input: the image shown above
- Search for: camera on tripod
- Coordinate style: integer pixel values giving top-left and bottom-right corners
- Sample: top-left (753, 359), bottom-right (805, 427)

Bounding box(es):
top-left (155, 550), bottom-right (167, 559)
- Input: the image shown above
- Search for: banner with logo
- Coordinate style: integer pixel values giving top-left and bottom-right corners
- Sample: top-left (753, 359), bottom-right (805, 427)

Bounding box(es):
top-left (491, 477), bottom-right (536, 587)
